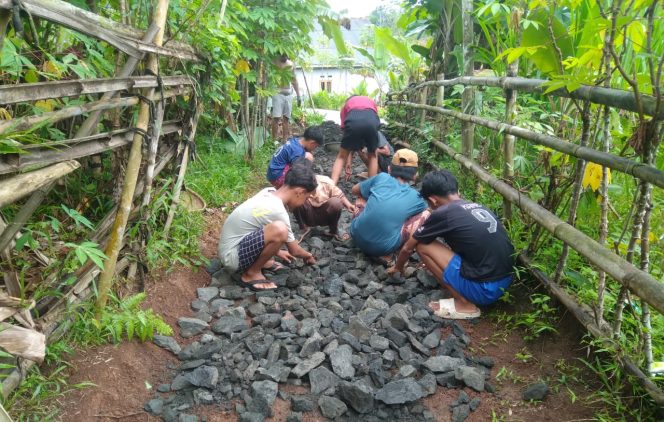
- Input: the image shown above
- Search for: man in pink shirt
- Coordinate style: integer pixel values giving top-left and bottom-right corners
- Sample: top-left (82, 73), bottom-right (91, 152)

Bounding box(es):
top-left (330, 95), bottom-right (380, 185)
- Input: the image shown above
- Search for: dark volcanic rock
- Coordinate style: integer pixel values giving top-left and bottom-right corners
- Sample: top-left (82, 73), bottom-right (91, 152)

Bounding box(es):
top-left (523, 382), bottom-right (549, 401)
top-left (177, 317), bottom-right (209, 338)
top-left (423, 355), bottom-right (464, 373)
top-left (422, 330), bottom-right (441, 349)
top-left (144, 398), bottom-right (163, 415)
top-left (323, 274), bottom-right (344, 296)
top-left (291, 352), bottom-right (325, 378)
top-left (291, 395), bottom-right (314, 412)
top-left (197, 286), bottom-right (219, 302)
top-left (455, 366), bottom-right (484, 392)
top-left (318, 395), bottom-right (347, 419)
top-left (452, 404), bottom-right (471, 422)
top-left (253, 314), bottom-right (281, 329)
top-left (247, 380), bottom-right (278, 416)
top-left (386, 304), bottom-right (411, 330)
top-left (337, 381), bottom-right (374, 414)
top-left (330, 345), bottom-right (355, 379)
top-left (212, 317), bottom-right (248, 335)
top-left (309, 366), bottom-right (341, 394)
top-left (153, 335), bottom-right (181, 355)
top-left (187, 365), bottom-right (218, 389)
top-left (375, 378), bottom-right (425, 405)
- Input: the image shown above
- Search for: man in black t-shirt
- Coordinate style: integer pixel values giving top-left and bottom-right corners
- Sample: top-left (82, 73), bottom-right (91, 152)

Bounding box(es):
top-left (388, 170), bottom-right (514, 319)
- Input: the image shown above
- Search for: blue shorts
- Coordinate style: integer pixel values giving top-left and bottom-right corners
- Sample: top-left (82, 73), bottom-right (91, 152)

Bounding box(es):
top-left (442, 255), bottom-right (512, 306)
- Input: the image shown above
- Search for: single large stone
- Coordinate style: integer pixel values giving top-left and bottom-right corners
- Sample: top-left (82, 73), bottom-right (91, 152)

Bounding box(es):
top-left (248, 380), bottom-right (278, 416)
top-left (177, 317), bottom-right (209, 338)
top-left (330, 345), bottom-right (355, 380)
top-left (323, 274), bottom-right (343, 296)
top-left (422, 331), bottom-right (441, 349)
top-left (309, 366), bottom-right (341, 394)
top-left (386, 325), bottom-right (408, 347)
top-left (291, 395), bottom-right (314, 412)
top-left (187, 365), bottom-right (219, 389)
top-left (193, 388), bottom-right (215, 405)
top-left (298, 318), bottom-right (321, 337)
top-left (153, 335), bottom-right (181, 355)
top-left (299, 332), bottom-right (322, 358)
top-left (318, 395), bottom-right (347, 419)
top-left (347, 316), bottom-right (371, 342)
top-left (375, 378), bottom-right (425, 405)
top-left (291, 352), bottom-right (325, 378)
top-left (144, 398), bottom-right (163, 415)
top-left (386, 304), bottom-right (411, 330)
top-left (418, 373), bottom-right (437, 396)
top-left (455, 366), bottom-right (484, 392)
top-left (523, 382), bottom-right (549, 401)
top-left (212, 316), bottom-right (249, 335)
top-left (337, 381), bottom-right (374, 414)
top-left (253, 314), bottom-right (281, 329)
top-left (452, 404), bottom-right (471, 422)
top-left (197, 287), bottom-right (219, 302)
top-left (423, 356), bottom-right (464, 373)
top-left (317, 308), bottom-right (335, 328)
top-left (357, 308), bottom-right (382, 325)
top-left (369, 334), bottom-right (389, 351)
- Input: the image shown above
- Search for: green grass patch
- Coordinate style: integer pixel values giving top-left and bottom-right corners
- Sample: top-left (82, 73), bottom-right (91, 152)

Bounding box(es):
top-left (186, 136), bottom-right (275, 208)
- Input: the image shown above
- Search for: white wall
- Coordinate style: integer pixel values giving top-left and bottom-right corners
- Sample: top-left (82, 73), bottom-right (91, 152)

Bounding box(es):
top-left (296, 67), bottom-right (382, 97)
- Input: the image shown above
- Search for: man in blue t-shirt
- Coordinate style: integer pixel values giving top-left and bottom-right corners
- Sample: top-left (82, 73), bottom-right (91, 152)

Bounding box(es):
top-left (350, 149), bottom-right (428, 260)
top-left (267, 126), bottom-right (324, 188)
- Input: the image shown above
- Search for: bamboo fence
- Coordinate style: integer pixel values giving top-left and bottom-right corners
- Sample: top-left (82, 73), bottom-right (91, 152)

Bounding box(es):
top-left (388, 72), bottom-right (664, 404)
top-left (0, 0), bottom-right (201, 398)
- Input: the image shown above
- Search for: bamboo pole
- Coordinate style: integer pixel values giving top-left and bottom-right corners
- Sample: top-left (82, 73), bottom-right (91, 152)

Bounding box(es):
top-left (386, 101), bottom-right (664, 190)
top-left (0, 87), bottom-right (188, 136)
top-left (435, 72), bottom-right (445, 138)
top-left (391, 121), bottom-right (664, 315)
top-left (95, 0), bottom-right (170, 313)
top-left (0, 0), bottom-right (199, 61)
top-left (0, 182), bottom-right (54, 256)
top-left (163, 101), bottom-right (202, 237)
top-left (460, 0), bottom-right (474, 157)
top-left (0, 161), bottom-right (79, 208)
top-left (75, 23), bottom-right (161, 138)
top-left (0, 75), bottom-right (192, 105)
top-left (0, 9), bottom-right (10, 52)
top-left (502, 63), bottom-right (518, 220)
top-left (0, 122), bottom-right (181, 175)
top-left (391, 76), bottom-right (664, 119)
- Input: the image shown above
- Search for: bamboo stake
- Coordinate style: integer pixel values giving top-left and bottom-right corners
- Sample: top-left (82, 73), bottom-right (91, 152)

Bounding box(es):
top-left (163, 101), bottom-right (202, 237)
top-left (391, 76), bottom-right (664, 119)
top-left (418, 86), bottom-right (429, 127)
top-left (0, 182), bottom-right (54, 256)
top-left (0, 161), bottom-right (79, 208)
top-left (95, 0), bottom-right (170, 313)
top-left (553, 103), bottom-right (590, 284)
top-left (75, 23), bottom-right (161, 138)
top-left (435, 72), bottom-right (445, 136)
top-left (391, 121), bottom-right (664, 315)
top-left (0, 217), bottom-right (20, 298)
top-left (460, 0), bottom-right (474, 157)
top-left (386, 101), bottom-right (664, 190)
top-left (502, 63), bottom-right (518, 220)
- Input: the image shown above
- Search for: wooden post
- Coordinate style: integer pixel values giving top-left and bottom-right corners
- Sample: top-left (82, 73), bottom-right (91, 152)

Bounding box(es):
top-left (435, 73), bottom-right (445, 135)
top-left (502, 62), bottom-right (517, 220)
top-left (461, 0), bottom-right (475, 157)
top-left (95, 0), bottom-right (169, 313)
top-left (418, 86), bottom-right (429, 127)
top-left (0, 161), bottom-right (79, 208)
top-left (0, 182), bottom-right (54, 255)
top-left (163, 101), bottom-right (203, 237)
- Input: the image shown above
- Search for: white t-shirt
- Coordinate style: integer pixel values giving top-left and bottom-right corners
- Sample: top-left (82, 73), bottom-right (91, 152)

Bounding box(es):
top-left (218, 188), bottom-right (295, 270)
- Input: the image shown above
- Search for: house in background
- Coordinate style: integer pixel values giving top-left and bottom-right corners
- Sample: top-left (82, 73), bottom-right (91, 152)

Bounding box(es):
top-left (296, 18), bottom-right (384, 97)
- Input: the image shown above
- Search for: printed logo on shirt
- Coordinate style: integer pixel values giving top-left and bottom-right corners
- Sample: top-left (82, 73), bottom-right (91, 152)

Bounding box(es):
top-left (252, 207), bottom-right (271, 218)
top-left (272, 145), bottom-right (285, 158)
top-left (461, 203), bottom-right (481, 210)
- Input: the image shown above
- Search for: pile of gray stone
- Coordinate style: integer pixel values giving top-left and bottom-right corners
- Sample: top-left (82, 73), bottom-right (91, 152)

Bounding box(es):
top-left (144, 150), bottom-right (495, 421)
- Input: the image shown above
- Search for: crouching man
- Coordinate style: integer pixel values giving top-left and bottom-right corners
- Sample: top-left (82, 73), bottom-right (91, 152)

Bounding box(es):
top-left (218, 163), bottom-right (317, 291)
top-left (388, 170), bottom-right (514, 319)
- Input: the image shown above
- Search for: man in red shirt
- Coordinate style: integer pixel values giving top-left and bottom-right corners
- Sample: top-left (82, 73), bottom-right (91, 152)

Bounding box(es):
top-left (330, 95), bottom-right (380, 185)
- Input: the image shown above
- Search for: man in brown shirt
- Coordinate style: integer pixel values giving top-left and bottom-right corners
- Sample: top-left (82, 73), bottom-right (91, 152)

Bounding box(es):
top-left (293, 174), bottom-right (355, 241)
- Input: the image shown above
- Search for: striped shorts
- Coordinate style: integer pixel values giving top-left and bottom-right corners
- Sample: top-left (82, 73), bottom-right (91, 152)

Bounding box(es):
top-left (237, 229), bottom-right (265, 272)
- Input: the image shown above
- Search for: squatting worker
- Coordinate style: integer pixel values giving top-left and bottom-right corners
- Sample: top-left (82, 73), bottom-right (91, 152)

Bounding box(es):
top-left (388, 170), bottom-right (515, 319)
top-left (266, 126), bottom-right (324, 188)
top-left (330, 95), bottom-right (380, 185)
top-left (271, 54), bottom-right (301, 142)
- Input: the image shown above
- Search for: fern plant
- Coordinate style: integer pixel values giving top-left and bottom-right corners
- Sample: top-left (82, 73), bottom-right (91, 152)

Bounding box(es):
top-left (72, 293), bottom-right (172, 345)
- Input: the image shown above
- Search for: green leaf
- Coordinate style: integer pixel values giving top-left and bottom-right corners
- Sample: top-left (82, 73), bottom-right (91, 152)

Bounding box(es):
top-left (375, 27), bottom-right (412, 65)
top-left (318, 16), bottom-right (349, 56)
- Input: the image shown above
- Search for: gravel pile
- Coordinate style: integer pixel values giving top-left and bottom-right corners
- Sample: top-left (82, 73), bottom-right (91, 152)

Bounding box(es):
top-left (145, 149), bottom-right (495, 422)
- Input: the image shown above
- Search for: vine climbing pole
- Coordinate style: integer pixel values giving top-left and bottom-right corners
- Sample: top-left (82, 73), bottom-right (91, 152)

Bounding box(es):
top-left (95, 0), bottom-right (170, 312)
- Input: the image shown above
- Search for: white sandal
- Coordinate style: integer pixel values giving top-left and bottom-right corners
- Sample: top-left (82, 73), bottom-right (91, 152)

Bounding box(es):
top-left (430, 298), bottom-right (481, 320)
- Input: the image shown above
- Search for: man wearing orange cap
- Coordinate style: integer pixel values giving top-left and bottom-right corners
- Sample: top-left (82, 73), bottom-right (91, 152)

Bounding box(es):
top-left (349, 149), bottom-right (429, 263)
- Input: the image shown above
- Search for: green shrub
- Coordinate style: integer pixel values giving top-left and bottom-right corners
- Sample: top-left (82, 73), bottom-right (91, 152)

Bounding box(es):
top-left (311, 91), bottom-right (347, 110)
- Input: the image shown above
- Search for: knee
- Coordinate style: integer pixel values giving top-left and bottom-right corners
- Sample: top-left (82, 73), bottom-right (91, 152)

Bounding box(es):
top-left (266, 221), bottom-right (289, 243)
top-left (305, 152), bottom-right (314, 162)
top-left (328, 197), bottom-right (343, 212)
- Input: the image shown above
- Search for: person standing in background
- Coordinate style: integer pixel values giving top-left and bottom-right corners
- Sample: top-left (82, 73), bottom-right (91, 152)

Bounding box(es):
top-left (271, 54), bottom-right (301, 142)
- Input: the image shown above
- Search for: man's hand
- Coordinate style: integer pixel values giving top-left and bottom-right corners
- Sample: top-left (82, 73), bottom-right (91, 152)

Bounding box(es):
top-left (387, 265), bottom-right (401, 276)
top-left (304, 252), bottom-right (316, 265)
top-left (277, 249), bottom-right (294, 263)
top-left (346, 203), bottom-right (357, 214)
top-left (344, 161), bottom-right (352, 181)
top-left (296, 96), bottom-right (302, 107)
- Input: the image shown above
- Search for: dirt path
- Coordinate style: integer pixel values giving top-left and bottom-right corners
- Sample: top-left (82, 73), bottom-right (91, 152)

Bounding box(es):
top-left (56, 146), bottom-right (603, 422)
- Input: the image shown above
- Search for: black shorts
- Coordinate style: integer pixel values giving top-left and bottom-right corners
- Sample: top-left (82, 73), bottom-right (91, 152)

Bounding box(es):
top-left (341, 109), bottom-right (380, 152)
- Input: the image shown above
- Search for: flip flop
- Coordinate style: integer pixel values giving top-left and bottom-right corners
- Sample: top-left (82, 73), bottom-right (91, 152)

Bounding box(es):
top-left (430, 298), bottom-right (481, 320)
top-left (264, 261), bottom-right (287, 274)
top-left (322, 232), bottom-right (351, 242)
top-left (232, 273), bottom-right (278, 292)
